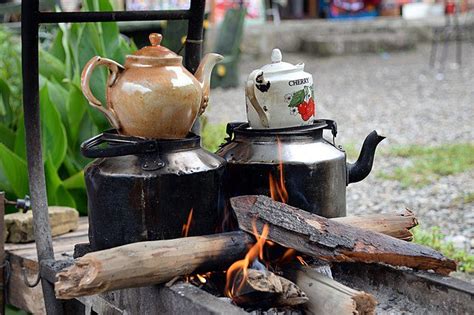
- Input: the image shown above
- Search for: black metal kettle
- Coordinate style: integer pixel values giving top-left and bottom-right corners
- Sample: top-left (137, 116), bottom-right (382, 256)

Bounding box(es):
top-left (81, 130), bottom-right (226, 250)
top-left (217, 119), bottom-right (384, 218)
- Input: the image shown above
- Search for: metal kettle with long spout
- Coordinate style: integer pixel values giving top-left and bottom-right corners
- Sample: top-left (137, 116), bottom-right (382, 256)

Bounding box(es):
top-left (217, 120), bottom-right (385, 218)
top-left (81, 33), bottom-right (223, 139)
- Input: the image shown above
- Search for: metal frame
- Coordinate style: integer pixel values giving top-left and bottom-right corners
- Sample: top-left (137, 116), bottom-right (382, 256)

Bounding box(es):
top-left (20, 2), bottom-right (206, 314)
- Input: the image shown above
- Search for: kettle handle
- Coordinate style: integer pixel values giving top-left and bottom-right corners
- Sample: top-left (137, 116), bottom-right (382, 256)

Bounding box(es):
top-left (81, 56), bottom-right (124, 130)
top-left (246, 70), bottom-right (270, 128)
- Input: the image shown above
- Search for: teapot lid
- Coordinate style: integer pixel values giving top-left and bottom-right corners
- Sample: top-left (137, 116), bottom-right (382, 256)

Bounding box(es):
top-left (132, 33), bottom-right (178, 58)
top-left (260, 49), bottom-right (302, 73)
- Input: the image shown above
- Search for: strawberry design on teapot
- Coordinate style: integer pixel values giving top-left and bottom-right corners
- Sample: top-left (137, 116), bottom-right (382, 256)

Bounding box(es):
top-left (246, 49), bottom-right (316, 129)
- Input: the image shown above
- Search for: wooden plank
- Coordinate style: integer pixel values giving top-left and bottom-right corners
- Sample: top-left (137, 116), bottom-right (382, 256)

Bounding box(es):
top-left (5, 217), bottom-right (88, 313)
top-left (6, 254), bottom-right (45, 314)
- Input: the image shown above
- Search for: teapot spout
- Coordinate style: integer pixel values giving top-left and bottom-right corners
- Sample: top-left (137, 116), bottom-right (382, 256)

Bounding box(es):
top-left (347, 130), bottom-right (385, 184)
top-left (195, 53), bottom-right (224, 114)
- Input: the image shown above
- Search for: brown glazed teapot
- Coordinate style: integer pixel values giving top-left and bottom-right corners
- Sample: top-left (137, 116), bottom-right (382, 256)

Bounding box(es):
top-left (81, 33), bottom-right (223, 139)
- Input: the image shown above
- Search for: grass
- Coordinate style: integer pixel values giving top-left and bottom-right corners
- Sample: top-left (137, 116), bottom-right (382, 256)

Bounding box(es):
top-left (460, 192), bottom-right (474, 204)
top-left (378, 143), bottom-right (474, 188)
top-left (413, 226), bottom-right (474, 273)
top-left (341, 143), bottom-right (360, 162)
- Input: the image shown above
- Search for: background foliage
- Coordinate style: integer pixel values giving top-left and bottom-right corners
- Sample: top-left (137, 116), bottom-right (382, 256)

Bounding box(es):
top-left (0, 0), bottom-right (136, 214)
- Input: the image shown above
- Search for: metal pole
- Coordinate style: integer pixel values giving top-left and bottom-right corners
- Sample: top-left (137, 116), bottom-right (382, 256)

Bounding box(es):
top-left (185, 0), bottom-right (206, 73)
top-left (39, 9), bottom-right (190, 23)
top-left (186, 0), bottom-right (206, 135)
top-left (21, 2), bottom-right (64, 314)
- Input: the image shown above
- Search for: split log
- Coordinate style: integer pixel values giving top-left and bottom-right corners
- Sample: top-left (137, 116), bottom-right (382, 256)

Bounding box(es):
top-left (55, 231), bottom-right (253, 299)
top-left (332, 209), bottom-right (417, 241)
top-left (231, 195), bottom-right (456, 275)
top-left (232, 269), bottom-right (308, 308)
top-left (285, 266), bottom-right (377, 315)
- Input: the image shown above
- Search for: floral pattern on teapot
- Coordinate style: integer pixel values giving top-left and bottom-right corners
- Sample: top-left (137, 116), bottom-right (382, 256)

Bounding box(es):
top-left (286, 86), bottom-right (316, 121)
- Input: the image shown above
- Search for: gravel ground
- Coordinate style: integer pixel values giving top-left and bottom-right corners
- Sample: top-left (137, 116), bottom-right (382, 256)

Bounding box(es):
top-left (205, 43), bottom-right (474, 250)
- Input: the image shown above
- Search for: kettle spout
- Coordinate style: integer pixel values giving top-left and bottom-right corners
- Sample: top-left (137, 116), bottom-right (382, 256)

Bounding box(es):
top-left (347, 130), bottom-right (385, 184)
top-left (195, 53), bottom-right (224, 114)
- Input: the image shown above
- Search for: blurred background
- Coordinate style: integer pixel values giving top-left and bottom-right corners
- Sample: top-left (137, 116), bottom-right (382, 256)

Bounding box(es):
top-left (0, 0), bottom-right (473, 294)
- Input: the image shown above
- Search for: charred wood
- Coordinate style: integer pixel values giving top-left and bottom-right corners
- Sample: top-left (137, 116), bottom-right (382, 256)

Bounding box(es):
top-left (231, 195), bottom-right (456, 275)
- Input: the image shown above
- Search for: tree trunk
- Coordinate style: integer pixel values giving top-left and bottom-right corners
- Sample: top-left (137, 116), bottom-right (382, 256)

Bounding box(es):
top-left (231, 195), bottom-right (456, 275)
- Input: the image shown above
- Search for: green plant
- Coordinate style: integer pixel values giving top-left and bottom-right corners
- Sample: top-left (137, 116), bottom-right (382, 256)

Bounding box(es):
top-left (378, 144), bottom-right (474, 188)
top-left (413, 226), bottom-right (474, 273)
top-left (0, 0), bottom-right (136, 214)
top-left (0, 26), bottom-right (22, 140)
top-left (201, 117), bottom-right (227, 153)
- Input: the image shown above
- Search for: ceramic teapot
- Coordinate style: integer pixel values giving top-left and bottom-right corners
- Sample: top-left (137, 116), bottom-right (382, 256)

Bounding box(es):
top-left (246, 48), bottom-right (315, 129)
top-left (81, 33), bottom-right (223, 139)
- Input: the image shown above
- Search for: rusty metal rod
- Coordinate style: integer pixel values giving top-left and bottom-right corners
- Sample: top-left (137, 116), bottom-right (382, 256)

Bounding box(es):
top-left (39, 10), bottom-right (190, 23)
top-left (186, 0), bottom-right (206, 135)
top-left (21, 2), bottom-right (64, 314)
top-left (185, 0), bottom-right (205, 74)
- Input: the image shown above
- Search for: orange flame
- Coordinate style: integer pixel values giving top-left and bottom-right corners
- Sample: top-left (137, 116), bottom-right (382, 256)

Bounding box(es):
top-left (269, 138), bottom-right (288, 203)
top-left (196, 274), bottom-right (207, 284)
top-left (225, 221), bottom-right (269, 298)
top-left (297, 255), bottom-right (309, 266)
top-left (181, 208), bottom-right (193, 237)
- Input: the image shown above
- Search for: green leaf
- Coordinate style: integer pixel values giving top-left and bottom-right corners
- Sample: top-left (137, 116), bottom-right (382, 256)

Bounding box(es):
top-left (0, 124), bottom-right (15, 149)
top-left (0, 143), bottom-right (28, 197)
top-left (47, 78), bottom-right (69, 124)
top-left (39, 49), bottom-right (66, 83)
top-left (44, 154), bottom-right (76, 207)
top-left (40, 84), bottom-right (68, 170)
top-left (0, 78), bottom-right (10, 116)
top-left (66, 83), bottom-right (88, 146)
top-left (49, 30), bottom-right (66, 62)
top-left (289, 89), bottom-right (305, 107)
top-left (13, 113), bottom-right (26, 160)
top-left (0, 78), bottom-right (14, 127)
top-left (63, 170), bottom-right (85, 190)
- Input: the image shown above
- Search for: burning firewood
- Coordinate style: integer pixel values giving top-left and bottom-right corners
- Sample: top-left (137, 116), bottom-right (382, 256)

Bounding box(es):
top-left (55, 231), bottom-right (253, 299)
top-left (231, 195), bottom-right (456, 275)
top-left (285, 266), bottom-right (377, 315)
top-left (54, 202), bottom-right (422, 300)
top-left (231, 269), bottom-right (308, 308)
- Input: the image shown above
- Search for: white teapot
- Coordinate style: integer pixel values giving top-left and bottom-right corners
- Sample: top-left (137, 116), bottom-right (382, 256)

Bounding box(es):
top-left (246, 49), bottom-right (315, 129)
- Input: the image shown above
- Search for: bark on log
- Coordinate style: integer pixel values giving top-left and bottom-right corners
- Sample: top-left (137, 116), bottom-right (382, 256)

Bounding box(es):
top-left (231, 195), bottom-right (456, 275)
top-left (332, 209), bottom-right (417, 241)
top-left (285, 266), bottom-right (377, 315)
top-left (55, 231), bottom-right (253, 299)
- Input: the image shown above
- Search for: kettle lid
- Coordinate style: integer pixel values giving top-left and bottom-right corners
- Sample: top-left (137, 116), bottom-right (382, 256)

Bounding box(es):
top-left (132, 33), bottom-right (178, 59)
top-left (259, 48), bottom-right (302, 73)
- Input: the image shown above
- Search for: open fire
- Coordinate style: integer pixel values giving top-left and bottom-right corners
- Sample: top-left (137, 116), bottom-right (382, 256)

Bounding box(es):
top-left (225, 222), bottom-right (270, 298)
top-left (222, 147), bottom-right (310, 309)
top-left (269, 139), bottom-right (289, 204)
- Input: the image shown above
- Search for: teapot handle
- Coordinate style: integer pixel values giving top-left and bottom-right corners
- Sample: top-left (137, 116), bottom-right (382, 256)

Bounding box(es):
top-left (246, 70), bottom-right (270, 128)
top-left (81, 56), bottom-right (124, 130)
